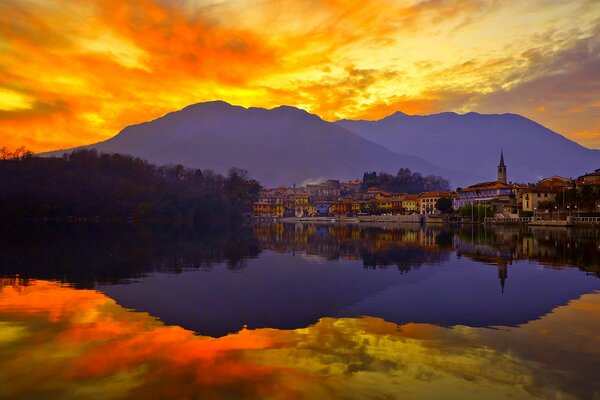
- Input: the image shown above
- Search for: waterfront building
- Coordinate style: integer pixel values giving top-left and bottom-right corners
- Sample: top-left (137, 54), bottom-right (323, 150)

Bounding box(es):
top-left (521, 176), bottom-right (572, 212)
top-left (577, 168), bottom-right (600, 186)
top-left (307, 180), bottom-right (341, 200)
top-left (402, 195), bottom-right (419, 213)
top-left (454, 151), bottom-right (518, 212)
top-left (341, 179), bottom-right (361, 194)
top-left (418, 192), bottom-right (455, 215)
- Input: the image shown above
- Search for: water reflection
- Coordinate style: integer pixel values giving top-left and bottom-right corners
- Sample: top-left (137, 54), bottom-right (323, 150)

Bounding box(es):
top-left (0, 278), bottom-right (598, 399)
top-left (2, 223), bottom-right (599, 288)
top-left (0, 224), bottom-right (261, 288)
top-left (1, 223), bottom-right (600, 336)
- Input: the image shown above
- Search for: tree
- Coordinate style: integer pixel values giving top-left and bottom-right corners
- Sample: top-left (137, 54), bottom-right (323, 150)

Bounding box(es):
top-left (0, 146), bottom-right (9, 160)
top-left (458, 204), bottom-right (493, 222)
top-left (361, 168), bottom-right (450, 194)
top-left (435, 197), bottom-right (453, 214)
top-left (536, 200), bottom-right (555, 211)
top-left (0, 150), bottom-right (262, 224)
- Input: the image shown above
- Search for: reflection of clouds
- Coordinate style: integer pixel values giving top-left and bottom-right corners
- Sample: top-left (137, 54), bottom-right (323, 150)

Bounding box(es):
top-left (1, 279), bottom-right (599, 399)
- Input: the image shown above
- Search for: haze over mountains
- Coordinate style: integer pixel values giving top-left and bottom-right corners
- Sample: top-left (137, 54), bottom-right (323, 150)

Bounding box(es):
top-left (47, 101), bottom-right (600, 188)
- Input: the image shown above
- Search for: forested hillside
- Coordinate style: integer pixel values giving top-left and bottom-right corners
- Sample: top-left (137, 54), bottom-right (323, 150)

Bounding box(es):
top-left (0, 150), bottom-right (261, 225)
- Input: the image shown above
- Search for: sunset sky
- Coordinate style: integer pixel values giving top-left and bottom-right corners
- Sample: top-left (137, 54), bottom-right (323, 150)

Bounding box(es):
top-left (1, 0), bottom-right (599, 152)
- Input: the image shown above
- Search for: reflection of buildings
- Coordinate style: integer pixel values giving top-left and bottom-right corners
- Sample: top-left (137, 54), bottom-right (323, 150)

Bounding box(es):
top-left (254, 223), bottom-right (600, 283)
top-left (454, 234), bottom-right (515, 293)
top-left (253, 223), bottom-right (452, 271)
top-left (454, 225), bottom-right (600, 291)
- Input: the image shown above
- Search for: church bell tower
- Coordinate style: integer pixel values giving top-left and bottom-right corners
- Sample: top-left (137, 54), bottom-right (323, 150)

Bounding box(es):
top-left (498, 150), bottom-right (507, 183)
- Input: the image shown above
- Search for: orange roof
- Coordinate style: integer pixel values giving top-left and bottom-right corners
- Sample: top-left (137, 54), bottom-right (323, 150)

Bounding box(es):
top-left (461, 181), bottom-right (514, 192)
top-left (419, 191), bottom-right (456, 198)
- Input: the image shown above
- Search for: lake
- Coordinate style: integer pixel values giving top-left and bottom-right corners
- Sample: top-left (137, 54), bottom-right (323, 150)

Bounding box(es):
top-left (1, 222), bottom-right (599, 399)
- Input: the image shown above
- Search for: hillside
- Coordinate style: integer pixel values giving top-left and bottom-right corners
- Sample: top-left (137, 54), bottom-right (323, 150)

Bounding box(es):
top-left (46, 102), bottom-right (471, 187)
top-left (337, 112), bottom-right (600, 184)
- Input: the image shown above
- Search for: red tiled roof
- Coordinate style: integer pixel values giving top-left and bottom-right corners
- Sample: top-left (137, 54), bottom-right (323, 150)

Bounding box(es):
top-left (461, 181), bottom-right (513, 192)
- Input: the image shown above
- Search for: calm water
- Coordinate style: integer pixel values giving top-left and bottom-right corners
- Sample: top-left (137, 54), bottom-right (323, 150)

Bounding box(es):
top-left (1, 223), bottom-right (599, 399)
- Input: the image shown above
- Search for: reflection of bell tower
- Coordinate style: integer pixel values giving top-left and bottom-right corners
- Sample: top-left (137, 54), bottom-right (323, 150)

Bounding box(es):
top-left (498, 150), bottom-right (507, 184)
top-left (498, 261), bottom-right (508, 293)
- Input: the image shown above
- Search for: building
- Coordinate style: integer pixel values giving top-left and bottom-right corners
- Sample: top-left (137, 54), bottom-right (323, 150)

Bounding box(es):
top-left (332, 200), bottom-right (352, 216)
top-left (521, 176), bottom-right (573, 212)
top-left (577, 168), bottom-right (600, 187)
top-left (418, 192), bottom-right (455, 214)
top-left (307, 180), bottom-right (341, 200)
top-left (537, 176), bottom-right (573, 191)
top-left (402, 195), bottom-right (419, 213)
top-left (341, 179), bottom-right (361, 194)
top-left (498, 150), bottom-right (507, 184)
top-left (294, 204), bottom-right (316, 218)
top-left (454, 151), bottom-right (518, 212)
top-left (253, 202), bottom-right (273, 217)
top-left (521, 189), bottom-right (558, 212)
top-left (391, 194), bottom-right (406, 212)
top-left (366, 187), bottom-right (392, 200)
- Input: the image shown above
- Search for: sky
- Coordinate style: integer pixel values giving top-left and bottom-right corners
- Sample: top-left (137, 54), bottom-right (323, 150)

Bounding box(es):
top-left (0, 0), bottom-right (599, 152)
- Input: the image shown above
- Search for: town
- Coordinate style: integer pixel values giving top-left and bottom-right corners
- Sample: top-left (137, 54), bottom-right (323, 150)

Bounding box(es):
top-left (253, 151), bottom-right (600, 225)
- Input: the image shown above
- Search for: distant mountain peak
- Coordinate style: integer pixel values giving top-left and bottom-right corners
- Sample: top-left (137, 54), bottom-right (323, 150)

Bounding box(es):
top-left (180, 100), bottom-right (239, 113)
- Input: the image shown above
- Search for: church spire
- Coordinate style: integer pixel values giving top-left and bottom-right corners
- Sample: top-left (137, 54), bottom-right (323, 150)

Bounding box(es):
top-left (497, 149), bottom-right (507, 183)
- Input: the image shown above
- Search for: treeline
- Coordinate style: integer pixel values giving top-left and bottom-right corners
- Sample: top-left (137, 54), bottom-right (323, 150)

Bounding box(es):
top-left (554, 185), bottom-right (600, 211)
top-left (362, 168), bottom-right (450, 193)
top-left (0, 150), bottom-right (261, 225)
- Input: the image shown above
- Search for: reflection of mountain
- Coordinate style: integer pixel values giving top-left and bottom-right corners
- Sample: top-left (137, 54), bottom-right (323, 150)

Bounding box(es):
top-left (101, 224), bottom-right (600, 336)
top-left (2, 223), bottom-right (599, 337)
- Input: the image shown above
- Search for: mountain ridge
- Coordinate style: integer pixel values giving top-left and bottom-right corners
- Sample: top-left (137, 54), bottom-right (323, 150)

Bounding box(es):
top-left (44, 100), bottom-right (599, 187)
top-left (337, 110), bottom-right (599, 183)
top-left (45, 101), bottom-right (474, 187)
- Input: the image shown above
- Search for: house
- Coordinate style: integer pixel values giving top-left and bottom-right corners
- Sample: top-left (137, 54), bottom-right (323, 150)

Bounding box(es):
top-left (454, 151), bottom-right (518, 211)
top-left (521, 189), bottom-right (558, 212)
top-left (341, 179), bottom-right (362, 194)
top-left (366, 187), bottom-right (392, 200)
top-left (521, 176), bottom-right (572, 212)
top-left (273, 204), bottom-right (285, 217)
top-left (537, 176), bottom-right (573, 191)
top-left (376, 198), bottom-right (394, 212)
top-left (418, 192), bottom-right (455, 215)
top-left (402, 196), bottom-right (419, 213)
top-left (292, 193), bottom-right (309, 205)
top-left (253, 202), bottom-right (273, 217)
top-left (307, 180), bottom-right (341, 200)
top-left (332, 200), bottom-right (352, 216)
top-left (577, 168), bottom-right (600, 187)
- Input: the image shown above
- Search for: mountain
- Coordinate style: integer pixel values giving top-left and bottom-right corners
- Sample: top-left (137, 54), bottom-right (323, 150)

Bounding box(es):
top-left (46, 101), bottom-right (471, 187)
top-left (337, 112), bottom-right (600, 185)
